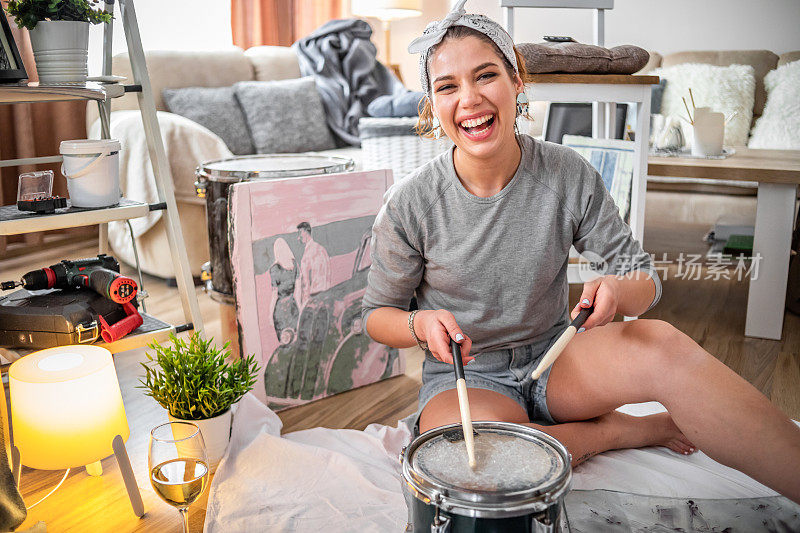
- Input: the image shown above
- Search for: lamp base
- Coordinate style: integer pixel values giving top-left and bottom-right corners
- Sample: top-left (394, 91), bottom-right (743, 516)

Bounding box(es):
top-left (113, 434), bottom-right (144, 517)
top-left (86, 461), bottom-right (103, 477)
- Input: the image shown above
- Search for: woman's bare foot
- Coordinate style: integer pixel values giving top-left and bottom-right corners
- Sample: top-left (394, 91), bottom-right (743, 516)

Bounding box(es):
top-left (597, 410), bottom-right (696, 455)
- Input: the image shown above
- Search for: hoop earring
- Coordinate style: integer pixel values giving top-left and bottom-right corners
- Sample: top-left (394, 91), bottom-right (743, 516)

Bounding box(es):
top-left (516, 91), bottom-right (529, 117)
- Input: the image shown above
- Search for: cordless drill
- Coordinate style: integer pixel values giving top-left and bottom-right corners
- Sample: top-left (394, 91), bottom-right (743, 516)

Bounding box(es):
top-left (1, 254), bottom-right (137, 304)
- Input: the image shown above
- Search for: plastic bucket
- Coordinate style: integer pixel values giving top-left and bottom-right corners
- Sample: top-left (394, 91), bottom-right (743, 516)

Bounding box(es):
top-left (60, 139), bottom-right (121, 208)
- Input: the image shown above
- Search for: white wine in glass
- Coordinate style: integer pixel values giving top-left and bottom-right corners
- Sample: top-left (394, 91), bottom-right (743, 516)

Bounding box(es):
top-left (149, 422), bottom-right (209, 533)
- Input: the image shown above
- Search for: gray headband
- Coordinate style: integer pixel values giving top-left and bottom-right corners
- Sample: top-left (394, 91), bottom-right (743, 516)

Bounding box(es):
top-left (407, 0), bottom-right (518, 99)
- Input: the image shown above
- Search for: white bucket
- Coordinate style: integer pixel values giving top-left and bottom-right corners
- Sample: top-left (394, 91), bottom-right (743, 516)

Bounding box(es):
top-left (60, 139), bottom-right (121, 208)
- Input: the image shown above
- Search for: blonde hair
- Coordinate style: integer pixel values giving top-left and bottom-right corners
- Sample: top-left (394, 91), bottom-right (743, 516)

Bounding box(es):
top-left (415, 27), bottom-right (531, 139)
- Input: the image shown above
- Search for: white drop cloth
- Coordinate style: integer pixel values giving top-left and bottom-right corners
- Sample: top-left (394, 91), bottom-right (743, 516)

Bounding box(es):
top-left (204, 394), bottom-right (793, 532)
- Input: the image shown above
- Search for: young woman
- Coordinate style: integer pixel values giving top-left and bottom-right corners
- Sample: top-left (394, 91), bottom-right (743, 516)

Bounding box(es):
top-left (362, 2), bottom-right (800, 502)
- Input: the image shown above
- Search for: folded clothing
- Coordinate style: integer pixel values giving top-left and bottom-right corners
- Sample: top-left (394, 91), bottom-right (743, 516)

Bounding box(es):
top-left (367, 91), bottom-right (425, 118)
top-left (517, 42), bottom-right (650, 75)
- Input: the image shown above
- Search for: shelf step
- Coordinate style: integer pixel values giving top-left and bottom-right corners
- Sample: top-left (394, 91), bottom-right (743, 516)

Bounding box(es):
top-left (0, 198), bottom-right (150, 235)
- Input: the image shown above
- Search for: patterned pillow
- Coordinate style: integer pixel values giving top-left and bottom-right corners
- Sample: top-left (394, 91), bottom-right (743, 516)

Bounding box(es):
top-left (651, 63), bottom-right (755, 147)
top-left (748, 60), bottom-right (800, 149)
top-left (234, 78), bottom-right (336, 154)
top-left (162, 86), bottom-right (254, 155)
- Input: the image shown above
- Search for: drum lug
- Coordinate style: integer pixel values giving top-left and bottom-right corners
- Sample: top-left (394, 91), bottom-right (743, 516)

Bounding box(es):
top-left (431, 513), bottom-right (450, 533)
top-left (194, 167), bottom-right (207, 198)
top-left (431, 494), bottom-right (451, 533)
top-left (399, 446), bottom-right (407, 463)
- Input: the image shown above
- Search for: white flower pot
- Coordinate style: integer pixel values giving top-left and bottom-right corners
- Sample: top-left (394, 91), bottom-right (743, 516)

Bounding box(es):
top-left (29, 21), bottom-right (89, 84)
top-left (169, 409), bottom-right (232, 473)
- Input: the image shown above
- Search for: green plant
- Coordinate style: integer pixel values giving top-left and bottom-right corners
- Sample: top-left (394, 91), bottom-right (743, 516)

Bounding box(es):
top-left (5, 0), bottom-right (113, 30)
top-left (139, 332), bottom-right (260, 420)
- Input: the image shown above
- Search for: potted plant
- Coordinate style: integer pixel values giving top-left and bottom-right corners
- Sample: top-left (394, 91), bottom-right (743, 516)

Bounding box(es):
top-left (4, 0), bottom-right (112, 83)
top-left (139, 332), bottom-right (259, 470)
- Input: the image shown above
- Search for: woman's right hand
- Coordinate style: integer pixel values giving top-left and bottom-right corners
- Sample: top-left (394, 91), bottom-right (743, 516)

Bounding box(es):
top-left (414, 310), bottom-right (474, 365)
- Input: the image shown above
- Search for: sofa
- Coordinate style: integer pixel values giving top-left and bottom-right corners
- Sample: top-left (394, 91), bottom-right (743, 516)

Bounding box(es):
top-left (85, 47), bottom-right (362, 279)
top-left (88, 47), bottom-right (799, 278)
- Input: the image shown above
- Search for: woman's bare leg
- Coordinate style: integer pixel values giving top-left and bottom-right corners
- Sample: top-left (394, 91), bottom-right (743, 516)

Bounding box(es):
top-left (419, 387), bottom-right (694, 466)
top-left (547, 319), bottom-right (800, 502)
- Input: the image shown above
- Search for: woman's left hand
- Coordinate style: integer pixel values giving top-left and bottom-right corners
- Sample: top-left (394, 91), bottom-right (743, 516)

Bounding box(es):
top-left (570, 275), bottom-right (620, 331)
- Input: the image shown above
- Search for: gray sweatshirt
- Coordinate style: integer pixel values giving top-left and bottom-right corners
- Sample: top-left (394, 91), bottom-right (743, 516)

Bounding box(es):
top-left (362, 134), bottom-right (660, 354)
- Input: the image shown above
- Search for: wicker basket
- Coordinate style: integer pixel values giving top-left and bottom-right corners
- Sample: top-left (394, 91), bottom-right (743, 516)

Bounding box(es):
top-left (359, 117), bottom-right (453, 181)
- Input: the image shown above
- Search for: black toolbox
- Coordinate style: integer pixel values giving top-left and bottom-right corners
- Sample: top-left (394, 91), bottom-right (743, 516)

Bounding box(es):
top-left (0, 288), bottom-right (133, 349)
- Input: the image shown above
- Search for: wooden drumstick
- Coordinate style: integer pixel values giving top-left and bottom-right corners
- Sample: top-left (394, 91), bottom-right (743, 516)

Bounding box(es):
top-left (531, 306), bottom-right (593, 380)
top-left (450, 339), bottom-right (476, 469)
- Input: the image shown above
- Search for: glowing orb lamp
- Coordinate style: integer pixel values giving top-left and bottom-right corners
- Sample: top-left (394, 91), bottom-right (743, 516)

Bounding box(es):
top-left (9, 345), bottom-right (144, 516)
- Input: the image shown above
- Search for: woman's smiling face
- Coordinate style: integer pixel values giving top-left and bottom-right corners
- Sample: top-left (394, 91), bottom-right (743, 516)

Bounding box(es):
top-left (428, 35), bottom-right (523, 159)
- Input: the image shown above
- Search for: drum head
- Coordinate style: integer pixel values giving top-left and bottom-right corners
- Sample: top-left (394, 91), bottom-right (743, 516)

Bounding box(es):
top-left (199, 154), bottom-right (354, 182)
top-left (402, 422), bottom-right (571, 517)
top-left (412, 427), bottom-right (563, 493)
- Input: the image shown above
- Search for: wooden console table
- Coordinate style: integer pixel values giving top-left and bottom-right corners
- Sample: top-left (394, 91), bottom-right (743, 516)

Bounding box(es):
top-left (648, 148), bottom-right (800, 340)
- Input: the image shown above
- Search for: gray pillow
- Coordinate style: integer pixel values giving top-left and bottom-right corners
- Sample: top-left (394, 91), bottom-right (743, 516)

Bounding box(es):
top-left (517, 42), bottom-right (650, 75)
top-left (162, 86), bottom-right (254, 155)
top-left (234, 78), bottom-right (336, 153)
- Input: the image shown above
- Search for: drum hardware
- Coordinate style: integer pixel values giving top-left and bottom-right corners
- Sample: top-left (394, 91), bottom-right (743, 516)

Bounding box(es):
top-left (431, 494), bottom-right (451, 533)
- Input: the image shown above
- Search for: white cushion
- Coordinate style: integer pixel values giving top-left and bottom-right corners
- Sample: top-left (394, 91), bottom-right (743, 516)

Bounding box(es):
top-left (748, 60), bottom-right (800, 149)
top-left (651, 63), bottom-right (755, 147)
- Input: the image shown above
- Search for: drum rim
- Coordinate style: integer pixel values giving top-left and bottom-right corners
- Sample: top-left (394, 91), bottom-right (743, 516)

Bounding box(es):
top-left (401, 421), bottom-right (572, 518)
top-left (195, 153), bottom-right (355, 183)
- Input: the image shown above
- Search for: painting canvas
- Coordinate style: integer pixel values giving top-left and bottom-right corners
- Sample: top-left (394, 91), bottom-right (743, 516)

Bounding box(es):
top-left (230, 170), bottom-right (402, 411)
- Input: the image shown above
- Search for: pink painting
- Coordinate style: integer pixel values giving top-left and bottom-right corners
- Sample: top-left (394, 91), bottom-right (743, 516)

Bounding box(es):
top-left (229, 170), bottom-right (403, 410)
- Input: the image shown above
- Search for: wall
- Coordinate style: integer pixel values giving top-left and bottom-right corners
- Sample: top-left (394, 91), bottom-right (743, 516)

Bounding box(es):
top-left (378, 0), bottom-right (800, 91)
top-left (87, 0), bottom-right (234, 75)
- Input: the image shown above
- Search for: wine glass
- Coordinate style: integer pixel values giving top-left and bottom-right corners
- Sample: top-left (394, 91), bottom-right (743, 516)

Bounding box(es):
top-left (149, 421), bottom-right (210, 533)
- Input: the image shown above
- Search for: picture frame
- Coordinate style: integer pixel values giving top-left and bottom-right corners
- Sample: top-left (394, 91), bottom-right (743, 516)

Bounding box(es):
top-left (0, 11), bottom-right (27, 83)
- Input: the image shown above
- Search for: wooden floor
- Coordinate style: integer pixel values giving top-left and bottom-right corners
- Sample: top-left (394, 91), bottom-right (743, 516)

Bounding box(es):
top-left (2, 221), bottom-right (799, 532)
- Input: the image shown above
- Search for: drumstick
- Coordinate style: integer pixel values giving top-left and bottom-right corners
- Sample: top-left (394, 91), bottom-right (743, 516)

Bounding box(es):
top-left (450, 339), bottom-right (477, 469)
top-left (530, 306), bottom-right (593, 380)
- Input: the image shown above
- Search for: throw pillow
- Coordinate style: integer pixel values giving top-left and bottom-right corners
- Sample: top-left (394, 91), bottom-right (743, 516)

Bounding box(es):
top-left (234, 77), bottom-right (336, 154)
top-left (162, 87), bottom-right (254, 155)
top-left (516, 42), bottom-right (649, 74)
top-left (748, 60), bottom-right (800, 149)
top-left (651, 63), bottom-right (755, 147)
top-left (367, 92), bottom-right (425, 117)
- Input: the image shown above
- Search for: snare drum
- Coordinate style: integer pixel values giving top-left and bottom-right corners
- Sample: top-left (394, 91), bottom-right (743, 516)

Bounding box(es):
top-left (194, 154), bottom-right (355, 296)
top-left (401, 421), bottom-right (571, 532)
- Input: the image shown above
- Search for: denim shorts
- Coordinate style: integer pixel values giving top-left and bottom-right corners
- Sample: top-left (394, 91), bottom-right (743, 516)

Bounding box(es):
top-left (415, 333), bottom-right (560, 433)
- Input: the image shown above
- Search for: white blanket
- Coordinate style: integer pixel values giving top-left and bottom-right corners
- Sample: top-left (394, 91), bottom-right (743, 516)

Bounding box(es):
top-left (89, 111), bottom-right (232, 238)
top-left (205, 394), bottom-right (791, 532)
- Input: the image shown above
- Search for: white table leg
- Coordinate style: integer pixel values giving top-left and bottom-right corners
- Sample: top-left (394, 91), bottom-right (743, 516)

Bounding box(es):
top-left (745, 183), bottom-right (797, 340)
top-left (628, 90), bottom-right (651, 243)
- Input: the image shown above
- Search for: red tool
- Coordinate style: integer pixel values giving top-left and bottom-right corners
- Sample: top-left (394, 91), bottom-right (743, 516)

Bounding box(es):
top-left (1, 254), bottom-right (137, 304)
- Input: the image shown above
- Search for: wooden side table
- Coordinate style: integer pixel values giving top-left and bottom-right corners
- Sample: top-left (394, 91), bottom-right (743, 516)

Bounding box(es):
top-left (649, 148), bottom-right (800, 340)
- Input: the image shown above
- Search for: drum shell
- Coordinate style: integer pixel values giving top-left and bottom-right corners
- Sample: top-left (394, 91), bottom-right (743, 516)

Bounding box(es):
top-left (401, 421), bottom-right (571, 532)
top-left (405, 491), bottom-right (563, 532)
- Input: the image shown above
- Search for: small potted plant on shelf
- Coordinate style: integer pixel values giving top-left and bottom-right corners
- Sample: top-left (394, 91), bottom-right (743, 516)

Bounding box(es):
top-left (4, 0), bottom-right (112, 83)
top-left (139, 332), bottom-right (259, 470)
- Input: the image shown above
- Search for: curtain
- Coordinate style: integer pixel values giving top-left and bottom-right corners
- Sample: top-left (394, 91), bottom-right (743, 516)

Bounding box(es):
top-left (231, 0), bottom-right (343, 49)
top-left (0, 15), bottom-right (88, 254)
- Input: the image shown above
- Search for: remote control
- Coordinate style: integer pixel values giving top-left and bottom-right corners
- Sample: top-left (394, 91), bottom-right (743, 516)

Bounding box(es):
top-left (543, 36), bottom-right (576, 43)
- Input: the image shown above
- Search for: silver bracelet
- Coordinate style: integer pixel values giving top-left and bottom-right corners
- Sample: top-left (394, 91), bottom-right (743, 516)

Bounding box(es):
top-left (408, 310), bottom-right (429, 351)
